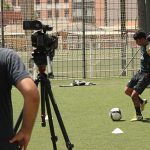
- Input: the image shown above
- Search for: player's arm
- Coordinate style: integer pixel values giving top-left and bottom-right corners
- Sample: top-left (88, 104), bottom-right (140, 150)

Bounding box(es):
top-left (10, 77), bottom-right (39, 150)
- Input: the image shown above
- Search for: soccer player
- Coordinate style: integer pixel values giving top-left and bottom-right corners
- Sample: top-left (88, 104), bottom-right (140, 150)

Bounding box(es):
top-left (124, 30), bottom-right (150, 121)
top-left (0, 48), bottom-right (39, 149)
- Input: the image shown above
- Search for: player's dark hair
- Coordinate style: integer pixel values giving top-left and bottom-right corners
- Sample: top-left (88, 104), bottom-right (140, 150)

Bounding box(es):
top-left (133, 30), bottom-right (146, 40)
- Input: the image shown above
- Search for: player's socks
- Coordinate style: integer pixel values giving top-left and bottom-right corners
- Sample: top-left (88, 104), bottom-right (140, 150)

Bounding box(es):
top-left (135, 107), bottom-right (142, 116)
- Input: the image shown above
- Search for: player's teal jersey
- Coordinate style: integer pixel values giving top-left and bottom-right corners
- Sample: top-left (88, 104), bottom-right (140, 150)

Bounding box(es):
top-left (140, 44), bottom-right (150, 73)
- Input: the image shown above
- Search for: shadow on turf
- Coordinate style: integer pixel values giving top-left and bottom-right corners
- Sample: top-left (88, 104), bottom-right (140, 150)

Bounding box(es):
top-left (112, 119), bottom-right (126, 122)
top-left (142, 118), bottom-right (150, 123)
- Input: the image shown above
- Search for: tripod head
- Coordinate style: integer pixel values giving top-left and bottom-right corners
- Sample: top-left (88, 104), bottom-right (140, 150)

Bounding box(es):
top-left (31, 49), bottom-right (54, 78)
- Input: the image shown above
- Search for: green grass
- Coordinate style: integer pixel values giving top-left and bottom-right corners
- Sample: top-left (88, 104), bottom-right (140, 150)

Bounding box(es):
top-left (12, 78), bottom-right (150, 150)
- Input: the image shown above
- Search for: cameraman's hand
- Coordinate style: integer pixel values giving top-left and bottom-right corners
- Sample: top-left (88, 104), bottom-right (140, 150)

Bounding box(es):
top-left (9, 129), bottom-right (31, 150)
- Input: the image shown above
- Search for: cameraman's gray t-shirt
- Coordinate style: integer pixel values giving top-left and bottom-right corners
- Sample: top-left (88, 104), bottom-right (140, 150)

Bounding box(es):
top-left (0, 48), bottom-right (30, 149)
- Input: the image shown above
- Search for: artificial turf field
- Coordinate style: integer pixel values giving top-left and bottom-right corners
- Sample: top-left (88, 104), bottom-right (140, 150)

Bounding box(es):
top-left (12, 78), bottom-right (150, 150)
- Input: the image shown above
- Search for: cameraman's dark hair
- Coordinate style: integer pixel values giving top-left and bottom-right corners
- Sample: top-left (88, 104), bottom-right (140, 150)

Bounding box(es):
top-left (133, 30), bottom-right (146, 40)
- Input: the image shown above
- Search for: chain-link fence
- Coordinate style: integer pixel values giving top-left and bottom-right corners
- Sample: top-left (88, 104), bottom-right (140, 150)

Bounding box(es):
top-left (0, 0), bottom-right (146, 79)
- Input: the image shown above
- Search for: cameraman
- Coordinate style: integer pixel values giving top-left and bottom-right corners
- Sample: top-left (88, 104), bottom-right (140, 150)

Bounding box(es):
top-left (0, 48), bottom-right (39, 149)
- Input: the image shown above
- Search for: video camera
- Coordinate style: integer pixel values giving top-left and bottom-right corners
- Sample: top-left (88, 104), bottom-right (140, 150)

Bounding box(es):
top-left (23, 20), bottom-right (58, 77)
top-left (23, 20), bottom-right (58, 52)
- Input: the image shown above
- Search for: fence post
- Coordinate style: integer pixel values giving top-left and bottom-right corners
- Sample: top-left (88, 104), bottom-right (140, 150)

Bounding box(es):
top-left (89, 40), bottom-right (93, 78)
top-left (82, 0), bottom-right (86, 79)
top-left (21, 0), bottom-right (34, 70)
top-left (120, 0), bottom-right (126, 76)
top-left (1, 0), bottom-right (5, 48)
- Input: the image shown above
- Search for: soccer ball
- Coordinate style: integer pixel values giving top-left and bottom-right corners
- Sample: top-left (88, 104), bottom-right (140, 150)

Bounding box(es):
top-left (109, 108), bottom-right (122, 121)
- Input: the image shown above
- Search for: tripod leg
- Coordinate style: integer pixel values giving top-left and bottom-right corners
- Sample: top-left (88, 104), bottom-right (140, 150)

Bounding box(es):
top-left (45, 88), bottom-right (58, 150)
top-left (46, 80), bottom-right (74, 150)
top-left (41, 81), bottom-right (46, 127)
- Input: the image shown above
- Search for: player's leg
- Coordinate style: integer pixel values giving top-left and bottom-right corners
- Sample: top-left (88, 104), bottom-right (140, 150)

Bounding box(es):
top-left (130, 90), bottom-right (143, 121)
top-left (135, 73), bottom-right (150, 111)
top-left (130, 73), bottom-right (150, 121)
top-left (125, 86), bottom-right (143, 121)
top-left (124, 71), bottom-right (139, 97)
top-left (124, 86), bottom-right (133, 96)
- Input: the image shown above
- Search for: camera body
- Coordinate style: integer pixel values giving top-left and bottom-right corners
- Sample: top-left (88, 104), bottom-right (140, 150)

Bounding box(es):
top-left (23, 20), bottom-right (58, 51)
top-left (23, 20), bottom-right (58, 66)
top-left (31, 31), bottom-right (58, 51)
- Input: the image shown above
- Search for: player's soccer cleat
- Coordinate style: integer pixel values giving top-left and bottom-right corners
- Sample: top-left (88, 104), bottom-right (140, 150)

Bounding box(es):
top-left (130, 115), bottom-right (143, 122)
top-left (140, 99), bottom-right (148, 111)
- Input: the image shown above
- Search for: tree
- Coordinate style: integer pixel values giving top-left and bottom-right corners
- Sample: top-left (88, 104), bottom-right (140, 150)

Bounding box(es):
top-left (3, 1), bottom-right (13, 11)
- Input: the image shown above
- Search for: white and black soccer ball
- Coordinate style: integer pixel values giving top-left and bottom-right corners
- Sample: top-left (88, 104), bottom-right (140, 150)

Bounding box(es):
top-left (109, 108), bottom-right (122, 121)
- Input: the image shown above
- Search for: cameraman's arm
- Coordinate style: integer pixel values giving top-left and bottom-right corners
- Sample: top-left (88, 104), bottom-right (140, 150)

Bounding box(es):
top-left (10, 77), bottom-right (39, 150)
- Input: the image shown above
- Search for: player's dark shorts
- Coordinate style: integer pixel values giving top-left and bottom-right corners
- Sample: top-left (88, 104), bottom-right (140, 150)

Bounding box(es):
top-left (127, 70), bottom-right (150, 94)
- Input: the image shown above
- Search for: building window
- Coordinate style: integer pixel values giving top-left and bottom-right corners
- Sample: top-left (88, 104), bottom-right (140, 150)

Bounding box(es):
top-left (55, 0), bottom-right (59, 3)
top-left (73, 9), bottom-right (82, 17)
top-left (55, 9), bottom-right (59, 17)
top-left (64, 0), bottom-right (68, 3)
top-left (73, 0), bottom-right (82, 2)
top-left (64, 9), bottom-right (69, 17)
top-left (47, 0), bottom-right (52, 4)
top-left (36, 10), bottom-right (41, 18)
top-left (48, 10), bottom-right (52, 18)
top-left (18, 0), bottom-right (21, 6)
top-left (12, 0), bottom-right (16, 6)
top-left (86, 8), bottom-right (94, 17)
top-left (36, 0), bottom-right (40, 5)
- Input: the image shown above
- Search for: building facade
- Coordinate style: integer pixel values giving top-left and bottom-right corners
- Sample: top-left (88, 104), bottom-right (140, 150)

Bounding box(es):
top-left (2, 0), bottom-right (137, 28)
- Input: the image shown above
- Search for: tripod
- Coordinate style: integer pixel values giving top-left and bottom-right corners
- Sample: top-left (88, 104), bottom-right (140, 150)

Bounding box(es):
top-left (14, 65), bottom-right (74, 150)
